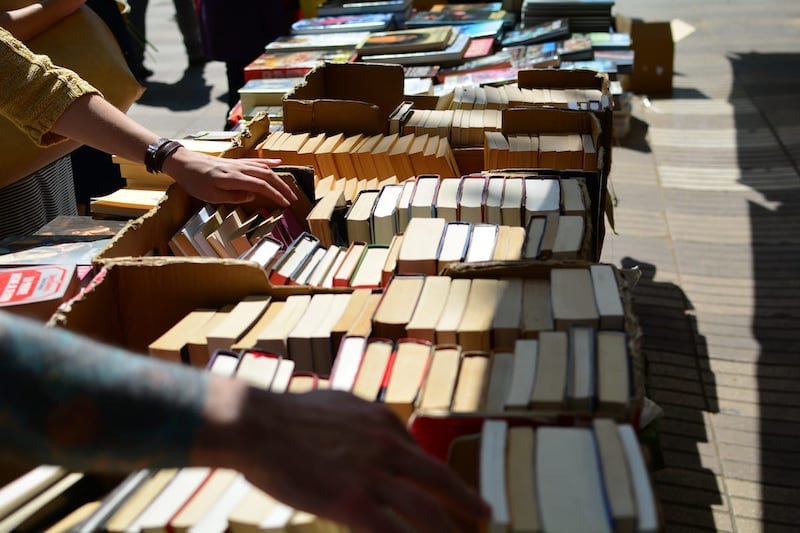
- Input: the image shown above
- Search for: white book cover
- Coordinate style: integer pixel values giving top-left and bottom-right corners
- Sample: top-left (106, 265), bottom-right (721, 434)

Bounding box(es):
top-left (465, 224), bottom-right (498, 262)
top-left (524, 179), bottom-right (560, 224)
top-left (618, 425), bottom-right (659, 533)
top-left (435, 178), bottom-right (460, 223)
top-left (437, 222), bottom-right (471, 264)
top-left (330, 336), bottom-right (368, 391)
top-left (505, 339), bottom-right (538, 409)
top-left (396, 179), bottom-right (417, 232)
top-left (132, 468), bottom-right (211, 533)
top-left (235, 352), bottom-right (279, 390)
top-left (410, 176), bottom-right (439, 218)
top-left (270, 359), bottom-right (296, 393)
top-left (307, 246), bottom-right (341, 287)
top-left (372, 184), bottom-right (404, 244)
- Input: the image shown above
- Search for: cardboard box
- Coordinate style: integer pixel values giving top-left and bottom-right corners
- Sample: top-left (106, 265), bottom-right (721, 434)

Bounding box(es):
top-left (50, 258), bottom-right (344, 354)
top-left (500, 107), bottom-right (607, 259)
top-left (409, 260), bottom-right (645, 458)
top-left (615, 14), bottom-right (690, 97)
top-left (283, 62), bottom-right (405, 136)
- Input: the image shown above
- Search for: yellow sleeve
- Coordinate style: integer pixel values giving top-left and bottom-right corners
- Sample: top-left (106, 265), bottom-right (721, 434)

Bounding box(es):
top-left (0, 26), bottom-right (101, 146)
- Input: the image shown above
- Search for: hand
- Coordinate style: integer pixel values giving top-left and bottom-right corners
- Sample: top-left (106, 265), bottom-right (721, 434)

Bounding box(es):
top-left (195, 379), bottom-right (489, 532)
top-left (162, 150), bottom-right (298, 206)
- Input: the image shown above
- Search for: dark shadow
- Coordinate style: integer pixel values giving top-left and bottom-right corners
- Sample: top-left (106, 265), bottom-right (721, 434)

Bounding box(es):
top-left (620, 257), bottom-right (721, 530)
top-left (135, 67), bottom-right (213, 111)
top-left (617, 115), bottom-right (652, 153)
top-left (729, 52), bottom-right (800, 530)
top-left (668, 87), bottom-right (709, 100)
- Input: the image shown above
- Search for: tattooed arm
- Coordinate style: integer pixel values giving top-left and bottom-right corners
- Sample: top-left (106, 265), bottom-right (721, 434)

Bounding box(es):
top-left (0, 312), bottom-right (487, 532)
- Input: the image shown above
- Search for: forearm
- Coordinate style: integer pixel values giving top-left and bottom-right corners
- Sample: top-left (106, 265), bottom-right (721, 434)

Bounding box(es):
top-left (0, 0), bottom-right (86, 42)
top-left (0, 311), bottom-right (206, 472)
top-left (51, 92), bottom-right (159, 164)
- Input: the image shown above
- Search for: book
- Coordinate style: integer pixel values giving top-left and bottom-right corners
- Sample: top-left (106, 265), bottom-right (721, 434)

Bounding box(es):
top-left (235, 350), bottom-right (280, 390)
top-left (0, 264), bottom-right (80, 321)
top-left (406, 275), bottom-right (451, 343)
top-left (523, 216), bottom-right (546, 260)
top-left (530, 331), bottom-right (568, 410)
top-left (597, 331), bottom-right (630, 414)
top-left (396, 179), bottom-right (416, 231)
top-left (551, 268), bottom-right (600, 329)
top-left (362, 32), bottom-right (471, 66)
top-left (592, 419), bottom-right (637, 533)
top-left (451, 351), bottom-right (490, 412)
top-left (506, 427), bottom-right (541, 532)
top-left (523, 178), bottom-right (560, 226)
top-left (458, 176), bottom-right (486, 223)
top-left (397, 217), bottom-right (446, 275)
top-left (244, 49), bottom-right (356, 80)
top-left (255, 295), bottom-right (311, 355)
top-left (536, 428), bottom-right (612, 533)
top-left (238, 78), bottom-right (304, 113)
top-left (0, 466), bottom-right (66, 520)
top-left (521, 279), bottom-right (553, 336)
top-left (266, 31), bottom-right (371, 52)
top-left (435, 278), bottom-right (471, 345)
top-left (292, 13), bottom-right (395, 34)
top-left (491, 278), bottom-right (523, 350)
top-left (357, 26), bottom-right (453, 56)
top-left (333, 133), bottom-right (365, 179)
top-left (371, 184), bottom-right (404, 244)
top-left (332, 241), bottom-right (367, 287)
top-left (501, 18), bottom-right (569, 47)
top-left (148, 308), bottom-right (217, 364)
top-left (409, 174), bottom-right (440, 219)
top-left (316, 0), bottom-right (412, 16)
top-left (434, 176), bottom-right (461, 223)
top-left (105, 470), bottom-right (178, 533)
top-left (181, 473), bottom-right (251, 533)
top-left (381, 233), bottom-right (403, 286)
top-left (569, 326), bottom-right (596, 411)
top-left (330, 288), bottom-right (372, 349)
top-left (493, 225), bottom-right (525, 261)
top-left (481, 420), bottom-right (510, 531)
top-left (233, 301), bottom-right (287, 352)
top-left (618, 425), bottom-right (659, 533)
top-left (437, 221), bottom-right (471, 271)
top-left (269, 233), bottom-right (320, 285)
top-left (500, 177), bottom-right (524, 226)
top-left (330, 335), bottom-right (368, 391)
top-left (288, 294), bottom-right (337, 372)
top-left (382, 339), bottom-right (432, 422)
top-left (464, 223), bottom-right (497, 262)
top-left (170, 469), bottom-right (240, 533)
top-left (350, 245), bottom-right (390, 289)
top-left (207, 350), bottom-right (240, 377)
top-left (590, 265), bottom-right (625, 330)
top-left (351, 338), bottom-right (394, 401)
top-left (131, 467), bottom-right (212, 533)
top-left (73, 469), bottom-right (152, 533)
top-left (416, 344), bottom-right (461, 412)
top-left (372, 275), bottom-right (426, 338)
top-left (346, 189), bottom-right (381, 244)
top-left (485, 351), bottom-right (514, 413)
top-left (407, 6), bottom-right (505, 27)
top-left (206, 296), bottom-right (272, 357)
top-left (504, 339), bottom-right (538, 410)
top-left (346, 292), bottom-right (383, 338)
top-left (308, 292), bottom-right (351, 374)
top-left (89, 188), bottom-right (164, 218)
top-left (457, 278), bottom-right (499, 351)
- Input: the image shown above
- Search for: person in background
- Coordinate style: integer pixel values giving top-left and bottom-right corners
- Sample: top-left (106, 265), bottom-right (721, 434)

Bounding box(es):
top-left (127, 0), bottom-right (207, 79)
top-left (195, 0), bottom-right (298, 127)
top-left (0, 24), bottom-right (293, 237)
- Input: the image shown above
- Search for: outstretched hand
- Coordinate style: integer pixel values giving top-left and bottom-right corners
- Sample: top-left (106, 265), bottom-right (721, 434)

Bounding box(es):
top-left (163, 151), bottom-right (298, 206)
top-left (195, 379), bottom-right (489, 532)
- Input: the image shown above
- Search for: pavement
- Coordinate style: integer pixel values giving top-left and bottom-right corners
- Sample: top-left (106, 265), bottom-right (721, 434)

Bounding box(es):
top-left (128, 0), bottom-right (800, 530)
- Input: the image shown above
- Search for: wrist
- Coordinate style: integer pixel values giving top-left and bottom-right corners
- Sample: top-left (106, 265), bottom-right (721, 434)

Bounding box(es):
top-left (145, 138), bottom-right (184, 174)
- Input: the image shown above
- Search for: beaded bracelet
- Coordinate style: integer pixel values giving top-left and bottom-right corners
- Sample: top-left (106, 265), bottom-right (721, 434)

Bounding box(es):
top-left (145, 137), bottom-right (184, 174)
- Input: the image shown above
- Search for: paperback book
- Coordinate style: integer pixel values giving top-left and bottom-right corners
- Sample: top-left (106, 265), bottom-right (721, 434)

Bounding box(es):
top-left (291, 13), bottom-right (395, 34)
top-left (265, 31), bottom-right (371, 52)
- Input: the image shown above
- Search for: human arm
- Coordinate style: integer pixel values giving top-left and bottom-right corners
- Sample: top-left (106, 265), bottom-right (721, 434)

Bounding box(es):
top-left (0, 27), bottom-right (296, 205)
top-left (0, 311), bottom-right (487, 531)
top-left (0, 0), bottom-right (85, 42)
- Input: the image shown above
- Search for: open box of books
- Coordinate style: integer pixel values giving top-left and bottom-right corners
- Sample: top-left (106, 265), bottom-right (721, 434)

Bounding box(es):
top-left (395, 260), bottom-right (644, 454)
top-left (93, 166), bottom-right (315, 264)
top-left (283, 62), bottom-right (405, 136)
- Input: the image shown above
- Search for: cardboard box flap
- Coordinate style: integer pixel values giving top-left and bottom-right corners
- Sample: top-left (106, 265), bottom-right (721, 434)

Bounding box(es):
top-left (517, 69), bottom-right (610, 93)
top-left (290, 62), bottom-right (404, 118)
top-left (284, 99), bottom-right (386, 136)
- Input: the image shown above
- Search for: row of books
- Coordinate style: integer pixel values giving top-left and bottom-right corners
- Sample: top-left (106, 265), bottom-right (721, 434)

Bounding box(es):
top-left (311, 175), bottom-right (589, 245)
top-left (477, 419), bottom-right (658, 533)
top-left (324, 328), bottom-right (631, 420)
top-left (446, 84), bottom-right (607, 111)
top-left (484, 131), bottom-right (597, 170)
top-left (147, 263), bottom-right (625, 373)
top-left (258, 130), bottom-right (459, 181)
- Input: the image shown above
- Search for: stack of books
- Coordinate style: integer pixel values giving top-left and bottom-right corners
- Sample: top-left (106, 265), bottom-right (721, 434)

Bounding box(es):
top-left (521, 0), bottom-right (615, 34)
top-left (357, 25), bottom-right (472, 66)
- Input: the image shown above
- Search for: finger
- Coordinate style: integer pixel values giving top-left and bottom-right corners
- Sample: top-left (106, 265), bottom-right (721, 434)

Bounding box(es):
top-left (205, 189), bottom-right (255, 205)
top-left (376, 474), bottom-right (459, 533)
top-left (349, 504), bottom-right (413, 533)
top-left (234, 163), bottom-right (299, 203)
top-left (260, 158), bottom-right (282, 166)
top-left (389, 443), bottom-right (489, 521)
top-left (216, 175), bottom-right (291, 207)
